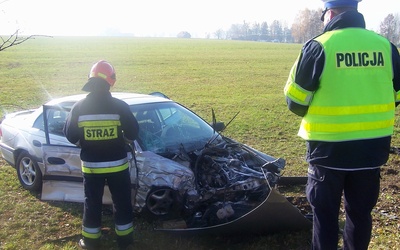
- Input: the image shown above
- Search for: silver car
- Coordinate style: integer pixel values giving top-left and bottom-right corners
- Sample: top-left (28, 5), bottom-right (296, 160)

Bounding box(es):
top-left (0, 92), bottom-right (310, 233)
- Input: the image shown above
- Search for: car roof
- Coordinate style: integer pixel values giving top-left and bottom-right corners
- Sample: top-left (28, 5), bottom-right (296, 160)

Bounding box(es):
top-left (44, 92), bottom-right (172, 109)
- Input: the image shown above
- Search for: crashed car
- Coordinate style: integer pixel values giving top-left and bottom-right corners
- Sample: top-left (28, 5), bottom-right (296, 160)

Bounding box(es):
top-left (0, 92), bottom-right (311, 234)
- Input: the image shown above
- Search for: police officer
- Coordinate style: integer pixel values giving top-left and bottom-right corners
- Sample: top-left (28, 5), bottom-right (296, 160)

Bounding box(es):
top-left (64, 60), bottom-right (139, 249)
top-left (284, 0), bottom-right (400, 249)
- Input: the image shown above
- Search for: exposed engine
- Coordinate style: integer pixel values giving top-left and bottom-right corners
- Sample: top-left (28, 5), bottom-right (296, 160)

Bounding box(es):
top-left (181, 138), bottom-right (284, 227)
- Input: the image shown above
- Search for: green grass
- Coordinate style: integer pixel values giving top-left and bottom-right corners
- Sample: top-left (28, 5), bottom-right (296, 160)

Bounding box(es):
top-left (0, 37), bottom-right (305, 174)
top-left (0, 37), bottom-right (399, 249)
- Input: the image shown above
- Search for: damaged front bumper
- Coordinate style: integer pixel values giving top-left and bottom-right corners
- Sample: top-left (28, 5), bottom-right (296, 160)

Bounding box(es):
top-left (156, 188), bottom-right (312, 235)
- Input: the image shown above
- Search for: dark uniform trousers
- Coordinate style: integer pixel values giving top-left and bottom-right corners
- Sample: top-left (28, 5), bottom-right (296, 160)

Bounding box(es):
top-left (306, 165), bottom-right (380, 250)
top-left (83, 168), bottom-right (133, 247)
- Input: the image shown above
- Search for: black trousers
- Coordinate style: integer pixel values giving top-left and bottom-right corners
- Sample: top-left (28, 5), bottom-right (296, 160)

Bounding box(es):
top-left (83, 168), bottom-right (133, 245)
top-left (306, 165), bottom-right (380, 250)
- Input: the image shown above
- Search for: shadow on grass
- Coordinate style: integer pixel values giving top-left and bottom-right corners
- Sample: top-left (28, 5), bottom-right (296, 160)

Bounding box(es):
top-left (29, 183), bottom-right (312, 250)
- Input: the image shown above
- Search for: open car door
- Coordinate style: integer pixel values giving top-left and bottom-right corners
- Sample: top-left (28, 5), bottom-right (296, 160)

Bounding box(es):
top-left (40, 104), bottom-right (113, 204)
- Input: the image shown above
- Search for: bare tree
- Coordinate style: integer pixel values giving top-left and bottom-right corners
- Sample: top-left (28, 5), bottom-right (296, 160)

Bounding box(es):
top-left (214, 29), bottom-right (225, 40)
top-left (291, 8), bottom-right (324, 43)
top-left (0, 1), bottom-right (35, 51)
top-left (177, 31), bottom-right (191, 38)
top-left (260, 21), bottom-right (269, 40)
top-left (1, 0), bottom-right (49, 52)
top-left (309, 9), bottom-right (324, 38)
top-left (227, 23), bottom-right (241, 39)
top-left (0, 30), bottom-right (51, 51)
top-left (283, 26), bottom-right (293, 43)
top-left (379, 13), bottom-right (400, 46)
top-left (241, 20), bottom-right (250, 37)
top-left (251, 22), bottom-right (261, 36)
top-left (1, 30), bottom-right (34, 51)
top-left (270, 20), bottom-right (282, 41)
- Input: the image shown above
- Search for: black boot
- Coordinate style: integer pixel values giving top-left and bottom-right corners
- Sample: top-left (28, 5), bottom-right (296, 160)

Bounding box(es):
top-left (117, 232), bottom-right (134, 250)
top-left (78, 238), bottom-right (100, 250)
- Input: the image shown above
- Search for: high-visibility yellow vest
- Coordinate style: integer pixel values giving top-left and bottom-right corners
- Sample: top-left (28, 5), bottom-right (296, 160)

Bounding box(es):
top-left (298, 28), bottom-right (397, 141)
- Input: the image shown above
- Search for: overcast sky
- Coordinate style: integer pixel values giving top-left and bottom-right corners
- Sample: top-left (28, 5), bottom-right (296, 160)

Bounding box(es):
top-left (1, 0), bottom-right (399, 38)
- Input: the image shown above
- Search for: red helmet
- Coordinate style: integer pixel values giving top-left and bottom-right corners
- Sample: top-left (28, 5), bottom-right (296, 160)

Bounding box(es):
top-left (88, 60), bottom-right (116, 86)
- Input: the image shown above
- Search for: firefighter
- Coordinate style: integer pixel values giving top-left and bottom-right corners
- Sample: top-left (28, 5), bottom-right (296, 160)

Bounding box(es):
top-left (284, 0), bottom-right (400, 249)
top-left (64, 60), bottom-right (139, 249)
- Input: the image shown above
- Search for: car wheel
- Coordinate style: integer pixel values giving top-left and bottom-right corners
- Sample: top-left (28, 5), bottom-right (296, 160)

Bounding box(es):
top-left (16, 151), bottom-right (42, 191)
top-left (145, 187), bottom-right (179, 217)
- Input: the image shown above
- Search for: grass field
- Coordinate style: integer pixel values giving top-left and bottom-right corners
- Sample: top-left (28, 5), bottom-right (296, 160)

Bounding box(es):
top-left (0, 37), bottom-right (399, 249)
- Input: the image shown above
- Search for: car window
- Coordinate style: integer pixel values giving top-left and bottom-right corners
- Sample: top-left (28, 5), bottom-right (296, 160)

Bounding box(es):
top-left (158, 107), bottom-right (177, 124)
top-left (33, 109), bottom-right (68, 136)
top-left (34, 100), bottom-right (218, 154)
top-left (47, 110), bottom-right (68, 136)
top-left (131, 102), bottom-right (217, 154)
top-left (33, 113), bottom-right (45, 131)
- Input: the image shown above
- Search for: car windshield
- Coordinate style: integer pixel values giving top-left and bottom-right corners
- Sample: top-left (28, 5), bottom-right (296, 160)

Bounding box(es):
top-left (130, 102), bottom-right (220, 155)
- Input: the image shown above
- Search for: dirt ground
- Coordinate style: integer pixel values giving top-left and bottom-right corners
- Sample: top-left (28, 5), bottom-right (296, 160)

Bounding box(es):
top-left (375, 156), bottom-right (400, 231)
top-left (287, 163), bottom-right (400, 216)
top-left (282, 153), bottom-right (400, 246)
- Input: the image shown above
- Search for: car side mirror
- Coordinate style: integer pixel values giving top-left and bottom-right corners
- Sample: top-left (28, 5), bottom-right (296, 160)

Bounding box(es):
top-left (211, 122), bottom-right (225, 132)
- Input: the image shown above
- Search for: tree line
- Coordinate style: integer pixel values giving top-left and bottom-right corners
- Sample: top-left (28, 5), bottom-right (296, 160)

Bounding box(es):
top-left (205, 8), bottom-right (400, 46)
top-left (1, 8), bottom-right (399, 51)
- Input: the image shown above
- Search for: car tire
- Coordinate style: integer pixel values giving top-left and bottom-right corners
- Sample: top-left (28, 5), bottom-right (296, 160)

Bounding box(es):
top-left (16, 151), bottom-right (42, 191)
top-left (145, 187), bottom-right (181, 218)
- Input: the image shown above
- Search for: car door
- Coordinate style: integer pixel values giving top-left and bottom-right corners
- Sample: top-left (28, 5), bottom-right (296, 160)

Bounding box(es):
top-left (40, 105), bottom-right (114, 203)
top-left (41, 144), bottom-right (88, 202)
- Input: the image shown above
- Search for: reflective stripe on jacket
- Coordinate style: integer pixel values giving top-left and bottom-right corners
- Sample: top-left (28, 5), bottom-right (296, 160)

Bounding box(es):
top-left (78, 114), bottom-right (129, 173)
top-left (297, 28), bottom-right (395, 141)
top-left (82, 158), bottom-right (129, 174)
top-left (78, 114), bottom-right (121, 141)
top-left (284, 56), bottom-right (314, 107)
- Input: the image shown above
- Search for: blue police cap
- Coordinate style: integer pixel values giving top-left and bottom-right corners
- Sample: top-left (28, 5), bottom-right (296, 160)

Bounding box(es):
top-left (322, 0), bottom-right (361, 9)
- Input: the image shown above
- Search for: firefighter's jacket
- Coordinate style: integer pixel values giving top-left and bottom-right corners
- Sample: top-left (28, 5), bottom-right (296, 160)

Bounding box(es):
top-left (64, 91), bottom-right (139, 174)
top-left (284, 10), bottom-right (400, 169)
